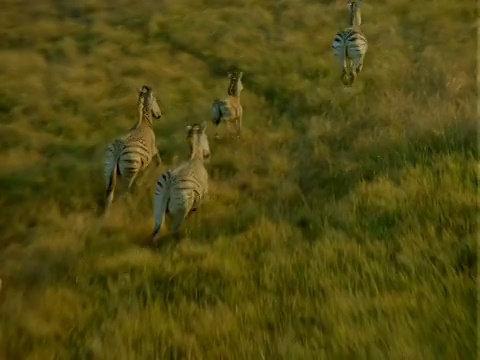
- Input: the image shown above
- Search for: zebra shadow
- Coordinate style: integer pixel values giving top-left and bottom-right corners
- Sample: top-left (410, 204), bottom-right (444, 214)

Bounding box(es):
top-left (136, 217), bottom-right (202, 251)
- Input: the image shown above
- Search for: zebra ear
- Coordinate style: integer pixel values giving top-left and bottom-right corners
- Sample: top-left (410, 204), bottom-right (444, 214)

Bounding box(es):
top-left (186, 125), bottom-right (192, 131)
top-left (137, 87), bottom-right (142, 94)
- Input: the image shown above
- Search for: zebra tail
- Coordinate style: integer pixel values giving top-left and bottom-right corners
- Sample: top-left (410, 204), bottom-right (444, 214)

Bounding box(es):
top-left (211, 99), bottom-right (222, 126)
top-left (152, 172), bottom-right (171, 239)
top-left (106, 141), bottom-right (121, 197)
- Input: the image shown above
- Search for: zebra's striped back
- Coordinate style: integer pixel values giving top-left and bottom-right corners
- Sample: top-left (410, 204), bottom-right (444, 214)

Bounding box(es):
top-left (152, 121), bottom-right (210, 243)
top-left (110, 127), bottom-right (156, 177)
top-left (104, 85), bottom-right (163, 211)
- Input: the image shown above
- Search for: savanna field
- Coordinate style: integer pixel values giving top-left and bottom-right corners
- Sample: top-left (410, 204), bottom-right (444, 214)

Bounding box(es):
top-left (0, 0), bottom-right (477, 358)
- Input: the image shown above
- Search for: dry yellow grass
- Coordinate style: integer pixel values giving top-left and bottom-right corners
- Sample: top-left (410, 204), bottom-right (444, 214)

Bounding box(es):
top-left (0, 0), bottom-right (477, 358)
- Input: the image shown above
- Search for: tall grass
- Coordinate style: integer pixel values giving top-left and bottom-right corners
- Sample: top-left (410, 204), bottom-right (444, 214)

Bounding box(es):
top-left (0, 0), bottom-right (477, 358)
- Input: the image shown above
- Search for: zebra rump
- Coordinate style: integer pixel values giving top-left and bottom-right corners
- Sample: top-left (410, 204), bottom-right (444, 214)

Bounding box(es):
top-left (211, 99), bottom-right (225, 126)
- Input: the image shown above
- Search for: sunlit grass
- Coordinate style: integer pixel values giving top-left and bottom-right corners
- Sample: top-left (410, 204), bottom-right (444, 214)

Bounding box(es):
top-left (0, 0), bottom-right (477, 358)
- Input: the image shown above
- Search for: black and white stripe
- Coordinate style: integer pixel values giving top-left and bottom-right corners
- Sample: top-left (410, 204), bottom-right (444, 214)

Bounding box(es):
top-left (332, 1), bottom-right (368, 85)
top-left (104, 85), bottom-right (163, 212)
top-left (152, 121), bottom-right (211, 244)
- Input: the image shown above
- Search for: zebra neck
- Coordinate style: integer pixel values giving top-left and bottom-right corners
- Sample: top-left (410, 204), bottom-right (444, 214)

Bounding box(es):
top-left (227, 81), bottom-right (242, 97)
top-left (227, 83), bottom-right (235, 96)
top-left (133, 105), bottom-right (153, 129)
top-left (189, 144), bottom-right (204, 161)
top-left (142, 106), bottom-right (153, 127)
top-left (228, 94), bottom-right (241, 103)
top-left (349, 10), bottom-right (361, 28)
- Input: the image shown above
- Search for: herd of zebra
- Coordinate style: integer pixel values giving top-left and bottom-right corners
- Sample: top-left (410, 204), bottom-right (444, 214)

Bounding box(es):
top-left (103, 71), bottom-right (243, 246)
top-left (102, 1), bottom-right (368, 246)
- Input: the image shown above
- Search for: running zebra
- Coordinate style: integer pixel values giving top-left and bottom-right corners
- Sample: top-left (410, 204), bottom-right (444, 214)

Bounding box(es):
top-left (104, 85), bottom-right (163, 212)
top-left (332, 1), bottom-right (368, 86)
top-left (152, 121), bottom-right (211, 245)
top-left (211, 71), bottom-right (244, 139)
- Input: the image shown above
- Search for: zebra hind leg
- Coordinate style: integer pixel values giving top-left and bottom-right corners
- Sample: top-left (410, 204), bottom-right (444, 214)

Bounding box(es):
top-left (104, 188), bottom-right (115, 214)
top-left (104, 176), bottom-right (117, 214)
top-left (341, 70), bottom-right (355, 86)
top-left (356, 54), bottom-right (365, 74)
top-left (226, 119), bottom-right (234, 139)
top-left (170, 209), bottom-right (188, 241)
top-left (214, 124), bottom-right (221, 140)
top-left (155, 150), bottom-right (162, 167)
top-left (152, 210), bottom-right (167, 247)
top-left (121, 171), bottom-right (140, 199)
top-left (356, 62), bottom-right (364, 74)
top-left (152, 222), bottom-right (162, 247)
top-left (353, 55), bottom-right (365, 75)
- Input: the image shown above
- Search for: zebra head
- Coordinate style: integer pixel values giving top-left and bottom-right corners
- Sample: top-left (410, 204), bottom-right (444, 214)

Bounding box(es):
top-left (227, 71), bottom-right (244, 96)
top-left (186, 121), bottom-right (211, 162)
top-left (137, 85), bottom-right (162, 119)
top-left (347, 1), bottom-right (362, 27)
top-left (347, 0), bottom-right (362, 9)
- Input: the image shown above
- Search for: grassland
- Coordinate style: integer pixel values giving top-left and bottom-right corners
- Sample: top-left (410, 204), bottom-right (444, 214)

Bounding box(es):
top-left (0, 0), bottom-right (477, 358)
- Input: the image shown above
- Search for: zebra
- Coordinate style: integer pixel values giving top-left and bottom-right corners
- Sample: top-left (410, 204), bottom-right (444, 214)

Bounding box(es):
top-left (152, 121), bottom-right (211, 245)
top-left (104, 85), bottom-right (163, 212)
top-left (332, 1), bottom-right (368, 86)
top-left (211, 71), bottom-right (244, 139)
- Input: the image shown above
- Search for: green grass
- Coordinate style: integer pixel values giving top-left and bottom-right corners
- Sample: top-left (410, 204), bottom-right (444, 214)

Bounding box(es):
top-left (0, 1), bottom-right (477, 358)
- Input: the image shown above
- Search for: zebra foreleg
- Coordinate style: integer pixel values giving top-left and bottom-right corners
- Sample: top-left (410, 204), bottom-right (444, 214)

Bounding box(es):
top-left (155, 150), bottom-right (162, 167)
top-left (353, 55), bottom-right (365, 74)
top-left (234, 116), bottom-right (242, 139)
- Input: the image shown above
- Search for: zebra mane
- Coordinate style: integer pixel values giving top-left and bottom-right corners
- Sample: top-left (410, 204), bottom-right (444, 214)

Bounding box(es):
top-left (134, 85), bottom-right (154, 129)
top-left (348, 1), bottom-right (362, 28)
top-left (186, 122), bottom-right (206, 138)
top-left (186, 122), bottom-right (209, 160)
top-left (227, 72), bottom-right (241, 96)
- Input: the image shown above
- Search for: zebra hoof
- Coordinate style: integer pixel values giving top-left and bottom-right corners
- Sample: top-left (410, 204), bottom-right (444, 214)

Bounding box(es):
top-left (151, 229), bottom-right (161, 247)
top-left (341, 72), bottom-right (355, 86)
top-left (103, 202), bottom-right (112, 216)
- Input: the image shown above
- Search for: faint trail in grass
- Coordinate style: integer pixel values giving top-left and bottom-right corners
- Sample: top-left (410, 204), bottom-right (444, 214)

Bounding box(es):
top-left (156, 32), bottom-right (330, 135)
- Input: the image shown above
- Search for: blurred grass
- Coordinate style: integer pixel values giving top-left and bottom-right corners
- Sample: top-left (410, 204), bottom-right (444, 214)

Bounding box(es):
top-left (0, 0), bottom-right (477, 358)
